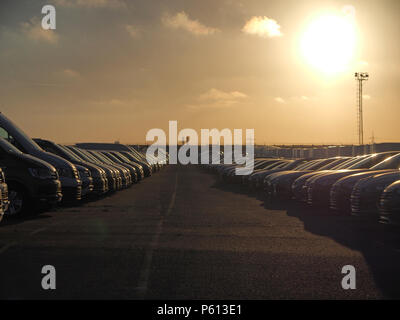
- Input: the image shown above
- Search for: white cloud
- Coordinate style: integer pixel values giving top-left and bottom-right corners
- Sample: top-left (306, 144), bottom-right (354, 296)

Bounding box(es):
top-left (125, 25), bottom-right (140, 38)
top-left (162, 11), bottom-right (219, 36)
top-left (242, 16), bottom-right (282, 38)
top-left (189, 88), bottom-right (247, 109)
top-left (53, 0), bottom-right (126, 8)
top-left (357, 60), bottom-right (369, 68)
top-left (274, 97), bottom-right (285, 104)
top-left (62, 69), bottom-right (80, 78)
top-left (21, 17), bottom-right (58, 44)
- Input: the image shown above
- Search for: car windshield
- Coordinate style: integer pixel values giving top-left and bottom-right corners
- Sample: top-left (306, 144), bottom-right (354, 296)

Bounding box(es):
top-left (0, 137), bottom-right (23, 155)
top-left (57, 144), bottom-right (82, 162)
top-left (319, 158), bottom-right (349, 170)
top-left (113, 152), bottom-right (131, 162)
top-left (307, 158), bottom-right (336, 170)
top-left (348, 152), bottom-right (399, 169)
top-left (371, 153), bottom-right (400, 170)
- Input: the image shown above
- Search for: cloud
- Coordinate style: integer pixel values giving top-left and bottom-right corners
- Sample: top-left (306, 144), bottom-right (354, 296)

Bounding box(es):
top-left (162, 11), bottom-right (219, 36)
top-left (53, 0), bottom-right (126, 8)
top-left (242, 16), bottom-right (283, 38)
top-left (188, 88), bottom-right (247, 110)
top-left (62, 69), bottom-right (80, 78)
top-left (357, 60), bottom-right (369, 68)
top-left (274, 97), bottom-right (285, 104)
top-left (125, 25), bottom-right (140, 38)
top-left (21, 17), bottom-right (58, 44)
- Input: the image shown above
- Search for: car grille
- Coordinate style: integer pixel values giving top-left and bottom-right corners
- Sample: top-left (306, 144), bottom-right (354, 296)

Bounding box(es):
top-left (380, 190), bottom-right (393, 214)
top-left (2, 187), bottom-right (8, 202)
top-left (329, 184), bottom-right (339, 210)
top-left (51, 171), bottom-right (59, 180)
top-left (350, 185), bottom-right (362, 213)
top-left (307, 183), bottom-right (314, 205)
top-left (73, 167), bottom-right (79, 179)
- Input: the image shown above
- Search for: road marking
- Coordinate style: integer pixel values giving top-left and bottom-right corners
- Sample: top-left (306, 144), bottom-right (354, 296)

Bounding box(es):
top-left (134, 170), bottom-right (178, 297)
top-left (0, 241), bottom-right (18, 254)
top-left (30, 228), bottom-right (47, 236)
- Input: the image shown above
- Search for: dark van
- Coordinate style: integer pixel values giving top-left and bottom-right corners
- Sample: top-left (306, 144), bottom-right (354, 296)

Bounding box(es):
top-left (0, 138), bottom-right (62, 216)
top-left (0, 113), bottom-right (82, 201)
top-left (0, 168), bottom-right (9, 222)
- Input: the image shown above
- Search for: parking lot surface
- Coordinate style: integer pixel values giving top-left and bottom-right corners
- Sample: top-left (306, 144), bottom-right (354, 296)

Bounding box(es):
top-left (1, 164), bottom-right (400, 299)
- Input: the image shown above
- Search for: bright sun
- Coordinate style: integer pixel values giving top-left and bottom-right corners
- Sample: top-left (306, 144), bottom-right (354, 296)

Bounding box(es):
top-left (300, 11), bottom-right (356, 75)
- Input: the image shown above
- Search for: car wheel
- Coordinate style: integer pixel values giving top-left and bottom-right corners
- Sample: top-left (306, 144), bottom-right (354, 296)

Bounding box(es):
top-left (6, 186), bottom-right (28, 217)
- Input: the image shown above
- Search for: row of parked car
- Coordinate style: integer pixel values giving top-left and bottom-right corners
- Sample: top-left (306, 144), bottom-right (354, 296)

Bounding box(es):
top-left (205, 152), bottom-right (400, 226)
top-left (0, 112), bottom-right (167, 223)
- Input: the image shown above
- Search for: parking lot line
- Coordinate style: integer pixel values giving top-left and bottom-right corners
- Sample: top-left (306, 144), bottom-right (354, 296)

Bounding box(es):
top-left (134, 171), bottom-right (178, 297)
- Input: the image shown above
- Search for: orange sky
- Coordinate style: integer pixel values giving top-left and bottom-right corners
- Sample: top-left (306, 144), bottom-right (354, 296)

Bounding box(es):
top-left (0, 0), bottom-right (399, 145)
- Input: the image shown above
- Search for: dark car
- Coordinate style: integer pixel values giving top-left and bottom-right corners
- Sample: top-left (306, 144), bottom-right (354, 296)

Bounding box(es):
top-left (307, 151), bottom-right (399, 208)
top-left (76, 143), bottom-right (159, 173)
top-left (264, 157), bottom-right (341, 200)
top-left (330, 153), bottom-right (400, 213)
top-left (109, 151), bottom-right (144, 181)
top-left (74, 164), bottom-right (94, 198)
top-left (351, 171), bottom-right (400, 217)
top-left (83, 149), bottom-right (131, 188)
top-left (379, 180), bottom-right (400, 226)
top-left (66, 146), bottom-right (123, 192)
top-left (33, 139), bottom-right (108, 196)
top-left (224, 159), bottom-right (279, 183)
top-left (291, 157), bottom-right (353, 202)
top-left (98, 151), bottom-right (138, 184)
top-left (0, 138), bottom-right (62, 217)
top-left (0, 113), bottom-right (81, 201)
top-left (120, 151), bottom-right (152, 177)
top-left (0, 168), bottom-right (8, 222)
top-left (247, 159), bottom-right (306, 189)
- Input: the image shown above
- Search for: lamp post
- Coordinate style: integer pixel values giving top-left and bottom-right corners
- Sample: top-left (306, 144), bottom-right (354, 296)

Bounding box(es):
top-left (354, 72), bottom-right (369, 145)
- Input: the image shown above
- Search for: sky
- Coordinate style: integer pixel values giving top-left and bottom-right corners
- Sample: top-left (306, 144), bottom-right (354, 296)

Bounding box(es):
top-left (0, 0), bottom-right (399, 145)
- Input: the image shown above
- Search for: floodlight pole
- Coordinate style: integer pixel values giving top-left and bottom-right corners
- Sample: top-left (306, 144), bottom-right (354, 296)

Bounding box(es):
top-left (355, 72), bottom-right (369, 145)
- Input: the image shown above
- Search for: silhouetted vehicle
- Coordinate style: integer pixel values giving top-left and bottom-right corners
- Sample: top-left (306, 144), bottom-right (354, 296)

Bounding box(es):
top-left (351, 171), bottom-right (400, 217)
top-left (247, 158), bottom-right (315, 190)
top-left (66, 146), bottom-right (125, 191)
top-left (0, 167), bottom-right (8, 222)
top-left (120, 151), bottom-right (152, 177)
top-left (76, 143), bottom-right (160, 172)
top-left (264, 157), bottom-right (340, 200)
top-left (74, 165), bottom-right (94, 198)
top-left (34, 139), bottom-right (108, 196)
top-left (82, 149), bottom-right (131, 188)
top-left (222, 158), bottom-right (279, 183)
top-left (379, 180), bottom-right (400, 226)
top-left (291, 157), bottom-right (353, 201)
top-left (0, 138), bottom-right (61, 217)
top-left (330, 153), bottom-right (400, 213)
top-left (242, 159), bottom-right (289, 186)
top-left (98, 151), bottom-right (138, 184)
top-left (307, 151), bottom-right (399, 208)
top-left (109, 151), bottom-right (144, 181)
top-left (0, 113), bottom-right (82, 201)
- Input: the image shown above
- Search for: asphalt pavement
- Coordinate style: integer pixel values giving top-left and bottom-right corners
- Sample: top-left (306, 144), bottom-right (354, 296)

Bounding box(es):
top-left (1, 164), bottom-right (400, 299)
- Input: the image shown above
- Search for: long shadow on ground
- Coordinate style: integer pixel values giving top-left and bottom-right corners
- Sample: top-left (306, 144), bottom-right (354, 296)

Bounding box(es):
top-left (209, 172), bottom-right (400, 299)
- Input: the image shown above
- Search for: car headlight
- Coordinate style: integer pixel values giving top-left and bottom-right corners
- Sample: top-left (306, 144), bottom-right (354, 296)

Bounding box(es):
top-left (56, 167), bottom-right (74, 178)
top-left (29, 168), bottom-right (57, 180)
top-left (78, 169), bottom-right (91, 178)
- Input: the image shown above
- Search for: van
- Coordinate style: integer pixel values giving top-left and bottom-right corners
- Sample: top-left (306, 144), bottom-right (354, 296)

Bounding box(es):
top-left (0, 138), bottom-right (61, 216)
top-left (0, 113), bottom-right (82, 201)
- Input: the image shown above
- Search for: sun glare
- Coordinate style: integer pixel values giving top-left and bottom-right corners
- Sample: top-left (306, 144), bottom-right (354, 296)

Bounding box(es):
top-left (300, 11), bottom-right (356, 75)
